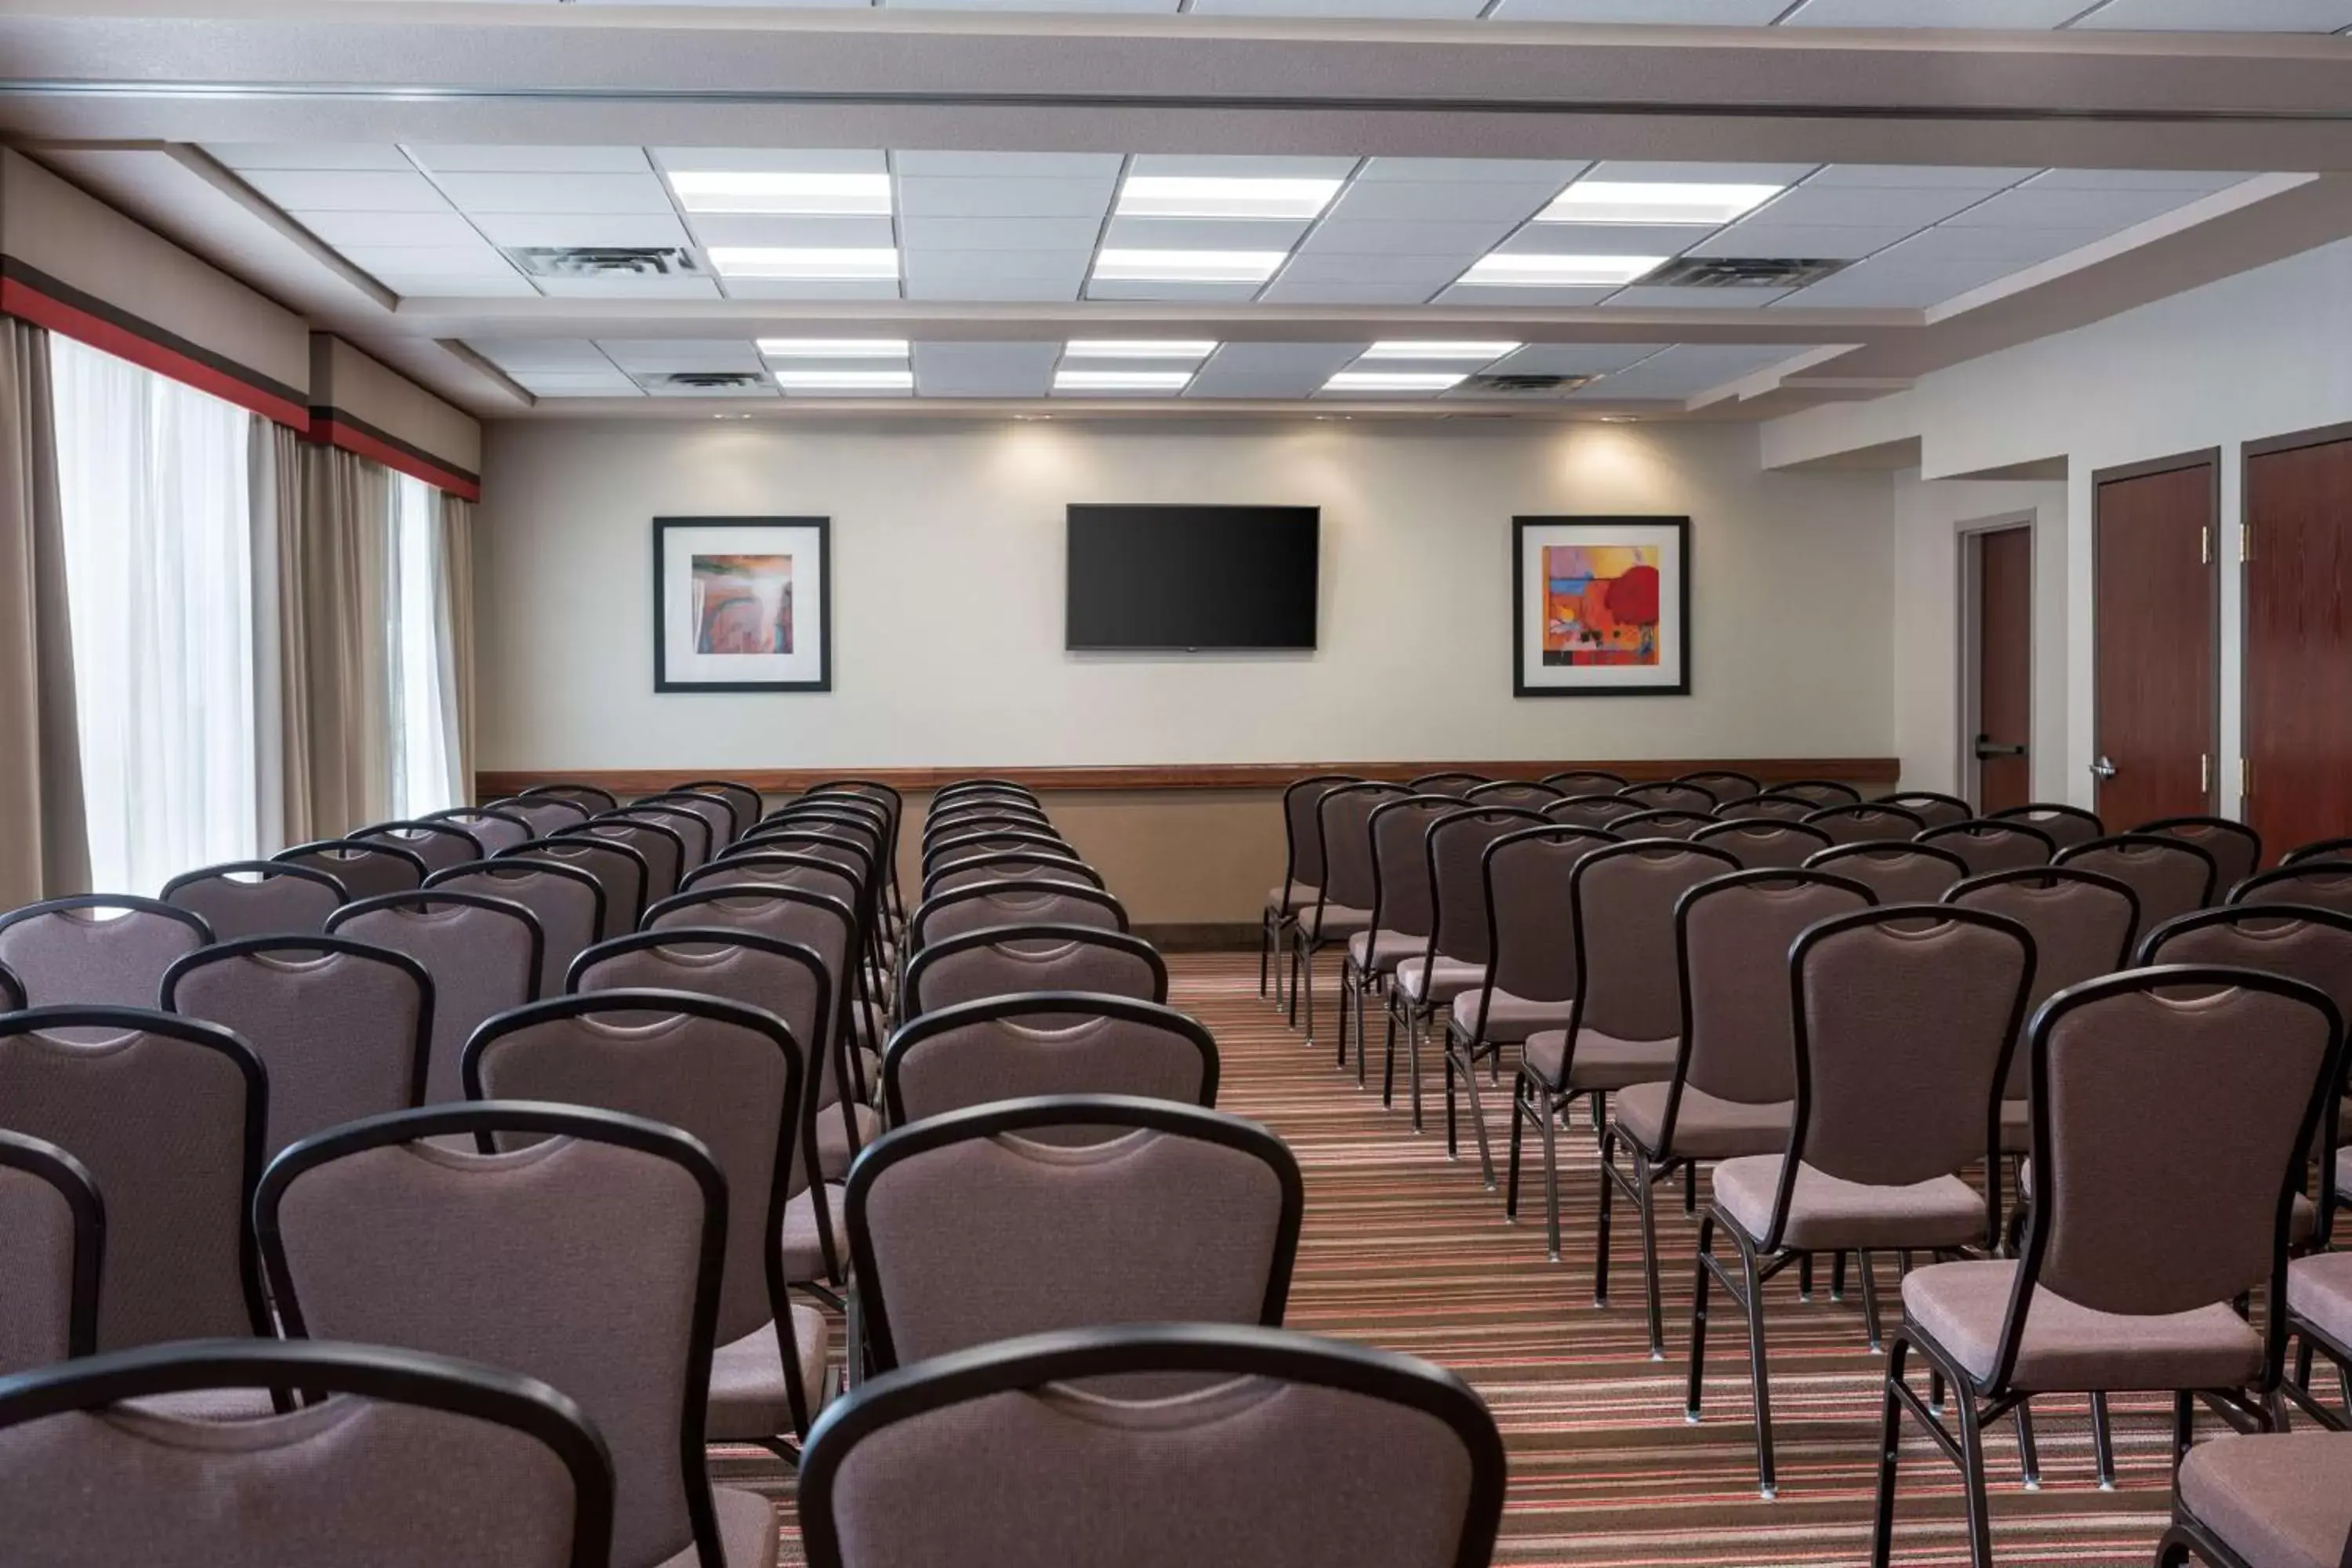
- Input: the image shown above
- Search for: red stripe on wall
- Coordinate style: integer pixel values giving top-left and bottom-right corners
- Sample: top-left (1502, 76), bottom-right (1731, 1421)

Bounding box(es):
top-left (0, 275), bottom-right (310, 429)
top-left (306, 416), bottom-right (482, 503)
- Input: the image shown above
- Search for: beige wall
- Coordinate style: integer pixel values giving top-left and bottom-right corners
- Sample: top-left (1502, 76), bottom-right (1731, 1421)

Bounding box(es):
top-left (311, 335), bottom-right (483, 475)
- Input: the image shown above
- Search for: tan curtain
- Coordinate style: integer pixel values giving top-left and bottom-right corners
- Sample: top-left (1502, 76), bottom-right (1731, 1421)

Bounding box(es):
top-left (250, 416), bottom-right (305, 848)
top-left (0, 319), bottom-right (89, 906)
top-left (439, 491), bottom-right (477, 806)
top-left (290, 443), bottom-right (394, 837)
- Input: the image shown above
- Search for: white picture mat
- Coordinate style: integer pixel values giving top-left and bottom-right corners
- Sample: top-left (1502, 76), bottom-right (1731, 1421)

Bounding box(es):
top-left (1518, 521), bottom-right (1685, 690)
top-left (662, 522), bottom-right (826, 684)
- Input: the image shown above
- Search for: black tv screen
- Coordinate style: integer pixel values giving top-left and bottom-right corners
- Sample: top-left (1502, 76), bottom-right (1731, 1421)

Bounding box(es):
top-left (1065, 505), bottom-right (1319, 651)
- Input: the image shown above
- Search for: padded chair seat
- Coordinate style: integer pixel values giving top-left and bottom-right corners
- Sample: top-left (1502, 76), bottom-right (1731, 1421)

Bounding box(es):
top-left (656, 1485), bottom-right (779, 1568)
top-left (1522, 1029), bottom-right (1677, 1093)
top-left (817, 1101), bottom-right (882, 1181)
top-left (1613, 1080), bottom-right (1791, 1163)
top-left (1450, 985), bottom-right (1574, 1045)
top-left (1346, 928), bottom-right (1422, 975)
top-left (2178, 1432), bottom-right (2352, 1568)
top-left (1296, 902), bottom-right (1372, 941)
top-left (1900, 1259), bottom-right (2263, 1392)
top-left (1394, 955), bottom-right (1483, 1004)
top-left (705, 1307), bottom-right (833, 1441)
top-left (2289, 1249), bottom-right (2352, 1344)
top-left (1265, 881), bottom-right (1319, 915)
top-left (783, 1182), bottom-right (848, 1283)
top-left (1713, 1156), bottom-right (1984, 1252)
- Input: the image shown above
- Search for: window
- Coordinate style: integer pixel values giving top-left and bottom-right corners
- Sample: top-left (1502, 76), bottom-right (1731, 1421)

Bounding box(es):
top-left (49, 336), bottom-right (259, 895)
top-left (389, 472), bottom-right (463, 819)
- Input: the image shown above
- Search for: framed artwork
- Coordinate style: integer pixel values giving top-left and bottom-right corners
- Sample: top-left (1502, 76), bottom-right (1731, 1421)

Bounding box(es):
top-left (652, 516), bottom-right (832, 692)
top-left (1512, 515), bottom-right (1690, 697)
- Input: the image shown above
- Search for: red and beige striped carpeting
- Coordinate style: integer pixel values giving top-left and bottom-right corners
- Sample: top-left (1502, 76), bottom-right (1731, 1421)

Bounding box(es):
top-left (720, 950), bottom-right (2180, 1566)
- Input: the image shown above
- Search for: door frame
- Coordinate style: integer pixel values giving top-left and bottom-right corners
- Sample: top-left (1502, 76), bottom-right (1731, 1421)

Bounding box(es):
top-left (2090, 447), bottom-right (2223, 815)
top-left (2238, 419), bottom-right (2352, 823)
top-left (1956, 514), bottom-right (2035, 811)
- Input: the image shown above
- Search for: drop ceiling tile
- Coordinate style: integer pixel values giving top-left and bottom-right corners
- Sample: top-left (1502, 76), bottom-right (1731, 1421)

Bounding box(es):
top-left (1125, 154), bottom-right (1361, 179)
top-left (1254, 279), bottom-right (1448, 303)
top-left (1748, 185), bottom-right (2002, 227)
top-left (906, 277), bottom-right (1087, 301)
top-left (895, 152), bottom-right (1124, 180)
top-left (1566, 343), bottom-right (1807, 399)
top-left (903, 250), bottom-right (1093, 283)
top-left (510, 370), bottom-right (644, 396)
top-left (1495, 223), bottom-right (1715, 256)
top-left (1780, 0), bottom-right (2087, 23)
top-left (1490, 343), bottom-right (1668, 375)
top-left (1686, 222), bottom-right (1922, 259)
top-left (534, 274), bottom-right (723, 298)
top-left (650, 148), bottom-right (888, 174)
top-left (470, 212), bottom-right (695, 249)
top-left (899, 216), bottom-right (1105, 251)
top-left (1191, 0), bottom-right (1485, 14)
top-left (242, 169), bottom-right (452, 212)
top-left (1436, 283), bottom-right (1617, 306)
top-left (467, 339), bottom-right (612, 372)
top-left (687, 214), bottom-right (898, 248)
top-left (377, 273), bottom-right (542, 299)
top-left (1189, 343), bottom-right (1365, 399)
top-left (638, 376), bottom-right (778, 398)
top-left (296, 210), bottom-right (486, 247)
top-left (2068, 0), bottom-right (2352, 30)
top-left (1775, 255), bottom-right (2020, 306)
top-left (407, 146), bottom-right (654, 174)
top-left (1103, 216), bottom-right (1313, 249)
top-left (337, 244), bottom-right (520, 277)
top-left (896, 176), bottom-right (1119, 219)
top-left (434, 172), bottom-right (677, 215)
top-left (1083, 280), bottom-right (1268, 301)
top-left (1357, 158), bottom-right (1592, 185)
top-left (887, 0), bottom-right (1178, 10)
top-left (721, 279), bottom-right (907, 299)
top-left (1578, 161), bottom-right (1823, 185)
top-left (1321, 180), bottom-right (1563, 224)
top-left (1940, 185), bottom-right (2212, 229)
top-left (2027, 167), bottom-right (2256, 190)
top-left (1300, 216), bottom-right (1530, 254)
top-left (209, 144), bottom-right (413, 172)
top-left (1599, 285), bottom-right (1795, 307)
top-left (594, 340), bottom-right (766, 373)
top-left (1273, 252), bottom-right (1480, 284)
top-left (1805, 165), bottom-right (2041, 187)
top-left (1486, 0), bottom-right (1789, 18)
top-left (912, 342), bottom-right (1060, 397)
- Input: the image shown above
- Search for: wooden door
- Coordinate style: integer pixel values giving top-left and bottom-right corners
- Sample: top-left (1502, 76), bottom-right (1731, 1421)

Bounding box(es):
top-left (2245, 430), bottom-right (2352, 863)
top-left (2093, 456), bottom-right (2217, 828)
top-left (1973, 526), bottom-right (2032, 813)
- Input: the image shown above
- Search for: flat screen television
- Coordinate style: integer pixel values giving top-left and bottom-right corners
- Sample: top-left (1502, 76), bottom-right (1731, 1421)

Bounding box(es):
top-left (1065, 504), bottom-right (1319, 651)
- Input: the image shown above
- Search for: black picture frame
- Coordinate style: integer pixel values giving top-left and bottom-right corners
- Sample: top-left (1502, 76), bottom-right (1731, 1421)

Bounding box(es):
top-left (652, 515), bottom-right (833, 693)
top-left (1511, 514), bottom-right (1692, 699)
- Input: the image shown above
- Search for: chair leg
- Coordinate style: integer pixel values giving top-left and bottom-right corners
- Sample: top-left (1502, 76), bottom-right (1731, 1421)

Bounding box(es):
top-left (1285, 932), bottom-right (1302, 1026)
top-left (1540, 1094), bottom-right (1563, 1262)
top-left (2014, 1399), bottom-right (2041, 1491)
top-left (1683, 1160), bottom-right (1697, 1217)
top-left (1504, 1077), bottom-right (1528, 1222)
top-left (1860, 1250), bottom-right (1884, 1354)
top-left (1301, 937), bottom-right (1318, 1046)
top-left (2173, 1390), bottom-right (2195, 1471)
top-left (1832, 1250), bottom-right (1849, 1301)
top-left (1407, 1007), bottom-right (1426, 1133)
top-left (1800, 1254), bottom-right (1814, 1303)
top-left (1336, 963), bottom-right (1353, 1068)
top-left (1954, 1387), bottom-right (1998, 1568)
top-left (1870, 1337), bottom-right (1910, 1568)
top-left (1637, 1152), bottom-right (1668, 1360)
top-left (1459, 1040), bottom-right (1497, 1189)
top-left (1595, 1127), bottom-right (1620, 1306)
top-left (1380, 994), bottom-right (1399, 1105)
top-left (1443, 1041), bottom-right (1460, 1160)
top-left (1258, 913), bottom-right (1273, 999)
top-left (1735, 1233), bottom-right (1779, 1499)
top-left (1686, 1212), bottom-right (1715, 1424)
top-left (2090, 1391), bottom-right (2116, 1490)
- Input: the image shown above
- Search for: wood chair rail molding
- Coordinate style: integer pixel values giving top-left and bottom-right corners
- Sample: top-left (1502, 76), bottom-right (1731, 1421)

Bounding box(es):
top-left (477, 758), bottom-right (1900, 798)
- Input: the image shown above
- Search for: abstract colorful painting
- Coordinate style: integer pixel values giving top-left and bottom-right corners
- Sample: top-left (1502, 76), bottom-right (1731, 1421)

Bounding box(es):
top-left (654, 517), bottom-right (831, 692)
top-left (693, 554), bottom-right (794, 655)
top-left (1513, 517), bottom-right (1690, 697)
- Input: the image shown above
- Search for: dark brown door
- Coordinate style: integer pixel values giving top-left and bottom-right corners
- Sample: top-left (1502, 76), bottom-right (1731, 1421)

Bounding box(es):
top-left (1973, 526), bottom-right (2032, 814)
top-left (2245, 431), bottom-right (2352, 864)
top-left (2093, 456), bottom-right (2217, 829)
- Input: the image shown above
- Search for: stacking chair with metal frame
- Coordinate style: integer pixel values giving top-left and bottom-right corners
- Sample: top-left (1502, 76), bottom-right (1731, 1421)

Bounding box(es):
top-left (1611, 808), bottom-right (1716, 841)
top-left (0, 897), bottom-right (212, 1008)
top-left (637, 792), bottom-right (741, 861)
top-left (607, 804), bottom-right (714, 875)
top-left (2287, 837), bottom-right (2352, 867)
top-left (794, 1323), bottom-right (1508, 1568)
top-left (1407, 771), bottom-right (1486, 798)
top-left (931, 776), bottom-right (1035, 806)
top-left (423, 806), bottom-right (538, 856)
top-left (881, 993), bottom-right (1218, 1127)
top-left (273, 839), bottom-right (428, 902)
top-left (1874, 965), bottom-right (2343, 1568)
top-left (1620, 781), bottom-right (1719, 815)
top-left (500, 836), bottom-right (650, 942)
top-left (2056, 833), bottom-right (2217, 935)
top-left (1291, 782), bottom-right (1407, 1048)
top-left (521, 782), bottom-right (620, 813)
top-left (1777, 780), bottom-right (1864, 808)
top-left (0, 1339), bottom-right (618, 1568)
top-left (1918, 818), bottom-right (2057, 877)
top-left (1987, 803), bottom-right (2106, 851)
top-left (1339, 795), bottom-right (1458, 1082)
top-left (1543, 768), bottom-right (1628, 795)
top-left (257, 1102), bottom-right (773, 1568)
top-left (690, 849), bottom-right (862, 914)
top-left (679, 780), bottom-right (767, 844)
top-left (1465, 781), bottom-right (1562, 810)
top-left (0, 1127), bottom-right (102, 1374)
top-left (1599, 868), bottom-right (1875, 1359)
top-left (2235, 860), bottom-right (2352, 918)
top-left (1509, 839), bottom-right (1740, 1261)
top-left (922, 827), bottom-right (1067, 879)
top-left (921, 851), bottom-right (1099, 901)
top-left (900, 925), bottom-right (1166, 1022)
top-left (2138, 815), bottom-right (2263, 898)
top-left (428, 858), bottom-right (605, 1000)
top-left (1544, 793), bottom-right (1646, 831)
top-left (2154, 1427), bottom-right (2352, 1568)
top-left (0, 959), bottom-right (19, 1011)
top-left (921, 802), bottom-right (1049, 844)
top-left (1690, 904), bottom-right (2033, 1499)
top-left (161, 860), bottom-right (346, 940)
top-left (1679, 769), bottom-right (1762, 801)
top-left (488, 793), bottom-right (594, 837)
top-left (1695, 818), bottom-right (1831, 870)
top-left (1804, 802), bottom-right (1927, 845)
top-left (909, 878), bottom-right (1126, 955)
top-left (328, 891), bottom-right (546, 1105)
top-left (1807, 840), bottom-right (1973, 903)
top-left (348, 819), bottom-right (486, 877)
top-left (809, 780), bottom-right (907, 931)
top-left (1877, 791), bottom-right (1974, 829)
top-left (1714, 792), bottom-right (1822, 823)
top-left (561, 815), bottom-right (688, 909)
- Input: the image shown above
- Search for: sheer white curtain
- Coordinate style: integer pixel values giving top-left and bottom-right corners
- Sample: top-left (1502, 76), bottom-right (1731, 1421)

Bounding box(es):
top-left (49, 336), bottom-right (258, 895)
top-left (390, 471), bottom-right (464, 818)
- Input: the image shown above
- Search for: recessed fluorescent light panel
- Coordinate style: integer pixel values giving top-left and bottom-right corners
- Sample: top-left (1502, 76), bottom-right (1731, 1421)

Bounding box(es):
top-left (1054, 370), bottom-right (1196, 392)
top-left (667, 171), bottom-right (893, 216)
top-left (1115, 176), bottom-right (1343, 220)
top-left (757, 339), bottom-right (909, 358)
top-left (1091, 250), bottom-right (1288, 284)
top-left (1538, 182), bottom-right (1783, 227)
top-left (771, 368), bottom-right (915, 392)
top-left (707, 248), bottom-right (899, 280)
top-left (1360, 341), bottom-right (1521, 361)
top-left (1323, 371), bottom-right (1467, 394)
top-left (1458, 254), bottom-right (1664, 288)
top-left (1063, 340), bottom-right (1218, 360)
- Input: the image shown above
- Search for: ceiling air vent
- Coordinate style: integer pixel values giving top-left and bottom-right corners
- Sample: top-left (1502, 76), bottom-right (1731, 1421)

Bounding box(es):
top-left (1643, 256), bottom-right (1848, 289)
top-left (1461, 372), bottom-right (1596, 396)
top-left (503, 246), bottom-right (703, 279)
top-left (641, 372), bottom-right (773, 396)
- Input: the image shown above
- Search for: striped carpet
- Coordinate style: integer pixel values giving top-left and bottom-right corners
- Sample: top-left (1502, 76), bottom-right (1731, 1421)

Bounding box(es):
top-left (721, 949), bottom-right (2180, 1567)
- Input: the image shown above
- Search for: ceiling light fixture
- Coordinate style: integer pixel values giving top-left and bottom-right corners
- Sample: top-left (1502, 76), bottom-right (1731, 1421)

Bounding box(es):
top-left (1322, 371), bottom-right (1467, 394)
top-left (1359, 340), bottom-right (1522, 361)
top-left (1062, 339), bottom-right (1219, 360)
top-left (757, 338), bottom-right (909, 358)
top-left (1053, 370), bottom-right (1195, 392)
top-left (771, 368), bottom-right (915, 392)
top-left (1538, 181), bottom-right (1783, 227)
top-left (1457, 254), bottom-right (1664, 289)
top-left (666, 171), bottom-right (892, 216)
top-left (708, 248), bottom-right (898, 280)
top-left (1091, 250), bottom-right (1288, 284)
top-left (1115, 176), bottom-right (1343, 220)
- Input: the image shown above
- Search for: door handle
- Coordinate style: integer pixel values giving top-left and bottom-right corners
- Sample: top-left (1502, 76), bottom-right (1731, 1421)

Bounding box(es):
top-left (2089, 756), bottom-right (2118, 781)
top-left (1973, 735), bottom-right (2027, 760)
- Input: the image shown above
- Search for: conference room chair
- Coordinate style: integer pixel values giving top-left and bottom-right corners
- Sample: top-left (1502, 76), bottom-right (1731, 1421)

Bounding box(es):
top-left (0, 1127), bottom-right (101, 1374)
top-left (1776, 779), bottom-right (1865, 808)
top-left (637, 789), bottom-right (742, 858)
top-left (0, 958), bottom-right (20, 1011)
top-left (562, 816), bottom-right (688, 908)
top-left (348, 818), bottom-right (485, 877)
top-left (501, 836), bottom-right (649, 941)
top-left (327, 890), bottom-right (545, 1105)
top-left (520, 782), bottom-right (620, 814)
top-left (2138, 815), bottom-right (2263, 898)
top-left (0, 1007), bottom-right (267, 1352)
top-left (1509, 840), bottom-right (1740, 1261)
top-left (1544, 793), bottom-right (1646, 831)
top-left (1342, 795), bottom-right (1461, 1087)
top-left (1446, 825), bottom-right (1617, 1181)
top-left (1806, 841), bottom-right (1973, 903)
top-left (1694, 818), bottom-right (1832, 870)
top-left (162, 935), bottom-right (432, 1159)
top-left (2154, 1428), bottom-right (2352, 1568)
top-left (159, 859), bottom-right (344, 940)
top-left (1620, 780), bottom-right (1719, 815)
top-left (881, 993), bottom-right (1219, 1128)
top-left (740, 823), bottom-right (881, 922)
top-left (1692, 904), bottom-right (2033, 1500)
top-left (490, 793), bottom-right (595, 837)
top-left (1543, 768), bottom-right (1628, 795)
top-left (1712, 792), bottom-right (1822, 823)
top-left (2056, 833), bottom-right (2218, 935)
top-left (1264, 775), bottom-right (1353, 1006)
top-left (1876, 791), bottom-right (1974, 829)
top-left (793, 1323), bottom-right (1507, 1568)
top-left (272, 838), bottom-right (427, 902)
top-left (2235, 860), bottom-right (2352, 918)
top-left (808, 784), bottom-right (907, 927)
top-left (1875, 966), bottom-right (2341, 1568)
top-left (1599, 867), bottom-right (1875, 1360)
top-left (1679, 769), bottom-right (1763, 800)
top-left (900, 924), bottom-right (1166, 1021)
top-left (1611, 808), bottom-right (1716, 841)
top-left (1917, 818), bottom-right (2057, 877)
top-left (2286, 1200), bottom-right (2352, 1436)
top-left (258, 1102), bottom-right (771, 1568)
top-left (775, 796), bottom-right (898, 917)
top-left (1290, 782), bottom-right (1406, 1047)
top-left (2287, 837), bottom-right (2352, 867)
top-left (607, 803), bottom-right (714, 874)
top-left (0, 895), bottom-right (211, 1008)
top-left (689, 848), bottom-right (863, 911)
top-left (909, 878), bottom-right (1128, 954)
top-left (1390, 806), bottom-right (1544, 1136)
top-left (1987, 803), bottom-right (2107, 851)
top-left (1803, 802), bottom-right (1927, 846)
top-left (1464, 780), bottom-right (1562, 809)
top-left (921, 827), bottom-right (1068, 880)
top-left (677, 779), bottom-right (768, 844)
top-left (466, 992), bottom-right (829, 1448)
top-left (844, 1096), bottom-right (1302, 1378)
top-left (921, 800), bottom-right (1051, 842)
top-left (429, 858), bottom-right (605, 1000)
top-left (1407, 771), bottom-right (1486, 798)
top-left (0, 1340), bottom-right (616, 1568)
top-left (921, 851), bottom-right (1101, 901)
top-left (929, 776), bottom-right (1035, 806)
